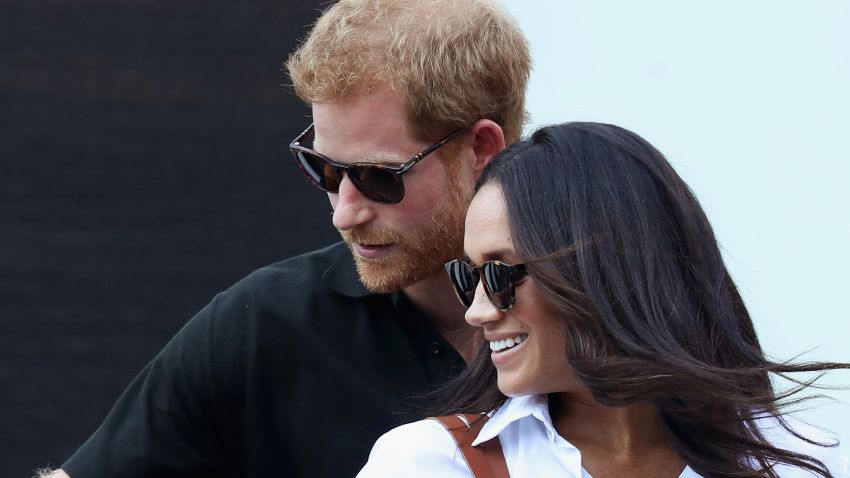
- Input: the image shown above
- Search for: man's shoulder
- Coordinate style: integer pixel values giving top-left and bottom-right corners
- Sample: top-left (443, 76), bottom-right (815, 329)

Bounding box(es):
top-left (173, 241), bottom-right (376, 360)
top-left (234, 242), bottom-right (342, 287)
top-left (233, 241), bottom-right (363, 294)
top-left (206, 241), bottom-right (372, 322)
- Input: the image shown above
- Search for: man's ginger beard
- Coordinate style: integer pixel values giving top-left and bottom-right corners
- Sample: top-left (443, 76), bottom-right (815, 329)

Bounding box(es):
top-left (340, 169), bottom-right (469, 293)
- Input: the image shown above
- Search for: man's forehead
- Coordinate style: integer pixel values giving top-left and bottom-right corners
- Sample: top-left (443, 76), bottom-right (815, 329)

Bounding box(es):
top-left (311, 90), bottom-right (407, 128)
top-left (310, 93), bottom-right (420, 165)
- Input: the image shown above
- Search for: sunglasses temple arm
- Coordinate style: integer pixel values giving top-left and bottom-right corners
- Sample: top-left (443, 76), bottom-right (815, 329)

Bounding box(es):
top-left (398, 128), bottom-right (465, 174)
top-left (290, 123), bottom-right (315, 148)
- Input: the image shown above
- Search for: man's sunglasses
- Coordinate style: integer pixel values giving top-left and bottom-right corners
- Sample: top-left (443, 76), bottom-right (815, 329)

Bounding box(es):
top-left (445, 259), bottom-right (528, 312)
top-left (289, 123), bottom-right (464, 204)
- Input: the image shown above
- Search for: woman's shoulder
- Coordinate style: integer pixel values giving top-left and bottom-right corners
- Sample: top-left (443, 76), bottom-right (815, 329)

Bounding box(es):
top-left (356, 418), bottom-right (472, 478)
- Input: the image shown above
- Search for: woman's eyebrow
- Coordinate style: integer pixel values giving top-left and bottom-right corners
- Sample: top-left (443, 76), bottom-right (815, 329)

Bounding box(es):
top-left (465, 247), bottom-right (519, 264)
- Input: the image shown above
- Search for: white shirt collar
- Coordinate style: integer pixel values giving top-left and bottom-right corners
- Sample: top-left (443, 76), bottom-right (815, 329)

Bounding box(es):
top-left (472, 394), bottom-right (569, 447)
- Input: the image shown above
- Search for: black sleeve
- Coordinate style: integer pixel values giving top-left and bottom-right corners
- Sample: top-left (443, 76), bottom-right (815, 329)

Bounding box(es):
top-left (63, 292), bottom-right (237, 478)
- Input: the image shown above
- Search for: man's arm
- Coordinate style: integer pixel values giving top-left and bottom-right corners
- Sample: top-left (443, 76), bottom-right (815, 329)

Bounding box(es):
top-left (56, 291), bottom-right (235, 477)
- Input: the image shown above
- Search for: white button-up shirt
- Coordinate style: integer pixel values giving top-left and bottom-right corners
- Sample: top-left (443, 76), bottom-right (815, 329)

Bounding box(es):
top-left (358, 395), bottom-right (849, 477)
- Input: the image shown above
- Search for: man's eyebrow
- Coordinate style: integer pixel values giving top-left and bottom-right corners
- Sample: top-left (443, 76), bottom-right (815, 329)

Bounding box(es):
top-left (310, 141), bottom-right (405, 165)
top-left (359, 152), bottom-right (407, 165)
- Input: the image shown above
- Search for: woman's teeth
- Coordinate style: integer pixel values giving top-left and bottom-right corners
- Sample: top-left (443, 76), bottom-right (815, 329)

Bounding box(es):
top-left (490, 334), bottom-right (528, 352)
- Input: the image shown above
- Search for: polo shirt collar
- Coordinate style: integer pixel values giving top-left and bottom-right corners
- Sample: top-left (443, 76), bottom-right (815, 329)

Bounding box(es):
top-left (322, 243), bottom-right (373, 298)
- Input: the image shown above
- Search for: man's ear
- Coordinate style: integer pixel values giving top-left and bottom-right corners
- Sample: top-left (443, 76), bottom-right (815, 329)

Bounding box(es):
top-left (466, 119), bottom-right (506, 180)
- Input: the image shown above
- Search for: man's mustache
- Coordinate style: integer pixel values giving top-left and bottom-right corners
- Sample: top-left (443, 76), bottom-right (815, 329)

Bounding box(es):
top-left (340, 226), bottom-right (404, 245)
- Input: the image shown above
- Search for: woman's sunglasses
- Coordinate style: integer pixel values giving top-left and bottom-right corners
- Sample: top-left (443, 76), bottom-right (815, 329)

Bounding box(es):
top-left (444, 259), bottom-right (527, 311)
top-left (289, 123), bottom-right (464, 204)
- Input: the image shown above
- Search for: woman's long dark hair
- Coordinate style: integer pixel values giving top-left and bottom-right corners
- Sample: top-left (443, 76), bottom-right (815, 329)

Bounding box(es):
top-left (437, 122), bottom-right (848, 478)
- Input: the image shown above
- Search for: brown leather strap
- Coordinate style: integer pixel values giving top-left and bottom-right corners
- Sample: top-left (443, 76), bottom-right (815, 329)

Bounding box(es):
top-left (431, 414), bottom-right (510, 478)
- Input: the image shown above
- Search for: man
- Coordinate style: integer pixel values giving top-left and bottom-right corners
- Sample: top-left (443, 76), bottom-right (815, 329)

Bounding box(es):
top-left (45, 0), bottom-right (530, 476)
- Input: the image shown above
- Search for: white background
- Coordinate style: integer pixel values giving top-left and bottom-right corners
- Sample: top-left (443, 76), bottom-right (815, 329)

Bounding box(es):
top-left (499, 0), bottom-right (850, 440)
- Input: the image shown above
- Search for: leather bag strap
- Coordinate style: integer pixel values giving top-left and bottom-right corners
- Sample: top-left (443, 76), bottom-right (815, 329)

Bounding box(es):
top-left (430, 414), bottom-right (510, 478)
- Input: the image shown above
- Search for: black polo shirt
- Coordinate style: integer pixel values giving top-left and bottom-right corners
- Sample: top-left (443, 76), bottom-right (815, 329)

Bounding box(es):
top-left (63, 242), bottom-right (465, 477)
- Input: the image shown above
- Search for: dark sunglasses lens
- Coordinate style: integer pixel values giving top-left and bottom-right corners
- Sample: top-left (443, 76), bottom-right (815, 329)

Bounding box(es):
top-left (297, 151), bottom-right (342, 192)
top-left (349, 166), bottom-right (404, 204)
top-left (483, 263), bottom-right (513, 310)
top-left (446, 261), bottom-right (477, 308)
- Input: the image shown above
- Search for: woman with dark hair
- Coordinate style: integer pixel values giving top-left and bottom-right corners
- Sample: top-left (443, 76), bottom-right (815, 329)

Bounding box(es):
top-left (357, 122), bottom-right (849, 478)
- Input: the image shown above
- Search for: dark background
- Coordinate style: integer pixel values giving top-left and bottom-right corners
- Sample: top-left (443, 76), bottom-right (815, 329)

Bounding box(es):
top-left (0, 1), bottom-right (336, 476)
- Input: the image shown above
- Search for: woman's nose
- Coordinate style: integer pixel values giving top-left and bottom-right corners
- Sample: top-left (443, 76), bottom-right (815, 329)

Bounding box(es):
top-left (464, 282), bottom-right (503, 327)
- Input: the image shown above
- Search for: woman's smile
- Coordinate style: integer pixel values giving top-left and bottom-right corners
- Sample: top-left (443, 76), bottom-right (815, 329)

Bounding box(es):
top-left (489, 333), bottom-right (529, 366)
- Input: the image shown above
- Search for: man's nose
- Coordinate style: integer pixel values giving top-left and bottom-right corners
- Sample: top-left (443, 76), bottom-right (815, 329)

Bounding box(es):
top-left (331, 174), bottom-right (377, 230)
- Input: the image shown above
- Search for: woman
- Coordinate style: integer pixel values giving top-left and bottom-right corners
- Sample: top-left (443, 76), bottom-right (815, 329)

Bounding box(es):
top-left (357, 123), bottom-right (849, 478)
